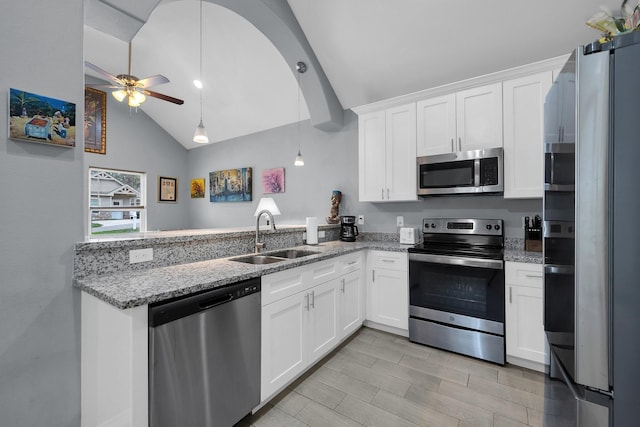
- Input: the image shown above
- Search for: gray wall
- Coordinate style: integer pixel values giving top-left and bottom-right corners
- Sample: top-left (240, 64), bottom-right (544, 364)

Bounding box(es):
top-left (188, 109), bottom-right (541, 238)
top-left (85, 77), bottom-right (191, 233)
top-left (0, 1), bottom-right (84, 426)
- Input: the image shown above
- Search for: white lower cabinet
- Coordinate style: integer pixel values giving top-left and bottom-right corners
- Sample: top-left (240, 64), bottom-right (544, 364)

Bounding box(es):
top-left (339, 269), bottom-right (363, 339)
top-left (261, 253), bottom-right (363, 402)
top-left (366, 251), bottom-right (408, 332)
top-left (505, 261), bottom-right (549, 371)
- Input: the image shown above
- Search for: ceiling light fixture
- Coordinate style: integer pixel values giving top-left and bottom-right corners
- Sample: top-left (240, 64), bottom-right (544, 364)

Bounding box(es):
top-left (294, 61), bottom-right (306, 166)
top-left (193, 0), bottom-right (209, 144)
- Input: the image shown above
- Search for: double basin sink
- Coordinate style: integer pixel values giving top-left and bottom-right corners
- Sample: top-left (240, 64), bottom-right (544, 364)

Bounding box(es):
top-left (231, 249), bottom-right (319, 265)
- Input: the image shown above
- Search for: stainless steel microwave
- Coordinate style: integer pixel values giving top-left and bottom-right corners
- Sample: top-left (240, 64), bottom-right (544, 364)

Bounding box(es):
top-left (416, 147), bottom-right (504, 196)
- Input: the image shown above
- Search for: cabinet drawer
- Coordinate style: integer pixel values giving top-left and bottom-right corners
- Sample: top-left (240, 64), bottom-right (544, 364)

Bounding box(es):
top-left (338, 252), bottom-right (363, 274)
top-left (261, 266), bottom-right (305, 306)
top-left (505, 262), bottom-right (543, 287)
top-left (369, 250), bottom-right (407, 271)
top-left (305, 258), bottom-right (340, 288)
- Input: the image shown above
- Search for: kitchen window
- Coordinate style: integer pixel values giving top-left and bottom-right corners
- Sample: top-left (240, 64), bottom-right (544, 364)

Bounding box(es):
top-left (89, 167), bottom-right (146, 238)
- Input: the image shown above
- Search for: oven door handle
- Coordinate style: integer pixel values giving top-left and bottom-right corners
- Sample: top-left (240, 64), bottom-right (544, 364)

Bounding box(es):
top-left (409, 253), bottom-right (503, 270)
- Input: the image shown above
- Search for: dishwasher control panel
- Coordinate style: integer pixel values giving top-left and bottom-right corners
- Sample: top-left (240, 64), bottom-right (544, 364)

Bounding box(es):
top-left (149, 277), bottom-right (261, 327)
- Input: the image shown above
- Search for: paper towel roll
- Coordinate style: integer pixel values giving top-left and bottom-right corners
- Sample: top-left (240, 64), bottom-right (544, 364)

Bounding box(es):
top-left (306, 217), bottom-right (318, 245)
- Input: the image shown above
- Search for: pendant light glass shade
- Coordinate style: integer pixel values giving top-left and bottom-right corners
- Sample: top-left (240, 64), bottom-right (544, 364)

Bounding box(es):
top-left (193, 118), bottom-right (209, 143)
top-left (294, 149), bottom-right (304, 166)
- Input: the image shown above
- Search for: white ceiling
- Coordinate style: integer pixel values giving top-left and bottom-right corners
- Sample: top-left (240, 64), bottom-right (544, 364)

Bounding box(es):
top-left (84, 0), bottom-right (621, 150)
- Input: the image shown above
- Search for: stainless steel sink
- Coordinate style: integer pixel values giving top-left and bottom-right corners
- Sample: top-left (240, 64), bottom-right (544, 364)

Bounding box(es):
top-left (230, 255), bottom-right (286, 265)
top-left (266, 249), bottom-right (319, 259)
top-left (230, 249), bottom-right (319, 265)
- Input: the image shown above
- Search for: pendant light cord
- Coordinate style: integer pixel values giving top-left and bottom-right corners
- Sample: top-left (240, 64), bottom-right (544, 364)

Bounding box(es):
top-left (199, 0), bottom-right (203, 121)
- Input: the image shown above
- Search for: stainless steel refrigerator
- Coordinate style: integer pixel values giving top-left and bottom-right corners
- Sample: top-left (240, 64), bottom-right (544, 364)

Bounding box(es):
top-left (543, 32), bottom-right (640, 427)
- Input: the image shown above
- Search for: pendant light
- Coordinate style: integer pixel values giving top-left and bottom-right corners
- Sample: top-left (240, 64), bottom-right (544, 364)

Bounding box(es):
top-left (193, 0), bottom-right (209, 144)
top-left (294, 61), bottom-right (306, 166)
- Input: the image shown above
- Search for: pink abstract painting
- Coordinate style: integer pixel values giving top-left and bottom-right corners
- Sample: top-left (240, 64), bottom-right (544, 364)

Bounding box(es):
top-left (262, 167), bottom-right (285, 194)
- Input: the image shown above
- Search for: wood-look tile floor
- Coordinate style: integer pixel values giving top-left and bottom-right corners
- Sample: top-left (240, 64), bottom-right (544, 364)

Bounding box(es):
top-left (237, 327), bottom-right (575, 427)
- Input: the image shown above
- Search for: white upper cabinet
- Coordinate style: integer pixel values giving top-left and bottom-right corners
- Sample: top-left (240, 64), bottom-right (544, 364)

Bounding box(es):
top-left (503, 71), bottom-right (553, 198)
top-left (416, 94), bottom-right (456, 156)
top-left (417, 83), bottom-right (503, 156)
top-left (358, 103), bottom-right (417, 202)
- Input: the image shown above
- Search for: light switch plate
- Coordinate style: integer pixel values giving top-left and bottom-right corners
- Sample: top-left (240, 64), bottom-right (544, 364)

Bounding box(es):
top-left (396, 216), bottom-right (404, 226)
top-left (357, 215), bottom-right (364, 225)
top-left (130, 248), bottom-right (153, 264)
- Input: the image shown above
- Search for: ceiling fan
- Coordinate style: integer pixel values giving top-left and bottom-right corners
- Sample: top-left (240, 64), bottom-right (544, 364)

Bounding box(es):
top-left (84, 42), bottom-right (184, 107)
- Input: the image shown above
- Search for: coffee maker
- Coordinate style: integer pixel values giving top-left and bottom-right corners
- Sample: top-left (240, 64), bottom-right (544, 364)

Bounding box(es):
top-left (339, 216), bottom-right (359, 242)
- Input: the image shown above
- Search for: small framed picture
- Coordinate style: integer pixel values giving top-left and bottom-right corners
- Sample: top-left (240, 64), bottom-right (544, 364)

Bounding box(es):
top-left (84, 87), bottom-right (106, 154)
top-left (191, 178), bottom-right (205, 198)
top-left (158, 176), bottom-right (177, 202)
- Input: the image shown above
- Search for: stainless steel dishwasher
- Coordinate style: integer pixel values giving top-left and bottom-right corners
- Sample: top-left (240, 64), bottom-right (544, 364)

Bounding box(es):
top-left (148, 278), bottom-right (261, 427)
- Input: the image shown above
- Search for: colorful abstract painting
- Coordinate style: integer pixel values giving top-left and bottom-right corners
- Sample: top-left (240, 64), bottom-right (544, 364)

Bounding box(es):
top-left (209, 167), bottom-right (252, 202)
top-left (190, 178), bottom-right (205, 198)
top-left (262, 167), bottom-right (285, 194)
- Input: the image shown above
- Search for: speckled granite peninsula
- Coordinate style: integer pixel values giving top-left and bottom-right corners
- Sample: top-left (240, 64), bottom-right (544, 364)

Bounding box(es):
top-left (73, 225), bottom-right (409, 309)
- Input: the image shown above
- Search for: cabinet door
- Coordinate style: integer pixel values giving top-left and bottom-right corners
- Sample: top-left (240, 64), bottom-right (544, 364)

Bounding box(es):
top-left (505, 262), bottom-right (549, 366)
top-left (358, 111), bottom-right (386, 201)
top-left (456, 83), bottom-right (503, 151)
top-left (385, 103), bottom-right (417, 201)
top-left (307, 280), bottom-right (340, 364)
top-left (503, 71), bottom-right (552, 198)
top-left (369, 267), bottom-right (408, 330)
top-left (417, 94), bottom-right (457, 156)
top-left (339, 269), bottom-right (363, 339)
top-left (261, 293), bottom-right (307, 401)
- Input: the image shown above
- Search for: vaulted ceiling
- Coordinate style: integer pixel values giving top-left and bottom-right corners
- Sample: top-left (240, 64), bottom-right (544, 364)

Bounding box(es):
top-left (84, 0), bottom-right (622, 150)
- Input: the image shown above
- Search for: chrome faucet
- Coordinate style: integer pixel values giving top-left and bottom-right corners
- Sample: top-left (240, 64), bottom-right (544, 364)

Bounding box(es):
top-left (255, 210), bottom-right (276, 253)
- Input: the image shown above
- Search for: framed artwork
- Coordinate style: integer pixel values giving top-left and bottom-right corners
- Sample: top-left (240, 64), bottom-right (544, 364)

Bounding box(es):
top-left (209, 167), bottom-right (252, 202)
top-left (8, 88), bottom-right (76, 148)
top-left (84, 87), bottom-right (106, 154)
top-left (158, 176), bottom-right (177, 202)
top-left (191, 178), bottom-right (205, 198)
top-left (262, 167), bottom-right (285, 194)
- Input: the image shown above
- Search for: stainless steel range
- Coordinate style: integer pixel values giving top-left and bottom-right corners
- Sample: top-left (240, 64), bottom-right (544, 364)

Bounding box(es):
top-left (408, 218), bottom-right (505, 364)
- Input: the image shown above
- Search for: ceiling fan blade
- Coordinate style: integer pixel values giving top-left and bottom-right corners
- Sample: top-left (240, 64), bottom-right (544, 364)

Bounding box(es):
top-left (137, 74), bottom-right (170, 88)
top-left (143, 90), bottom-right (184, 105)
top-left (85, 84), bottom-right (120, 89)
top-left (84, 61), bottom-right (123, 85)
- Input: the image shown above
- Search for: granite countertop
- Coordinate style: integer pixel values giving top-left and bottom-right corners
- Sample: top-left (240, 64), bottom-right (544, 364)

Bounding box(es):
top-left (74, 240), bottom-right (411, 310)
top-left (503, 249), bottom-right (543, 264)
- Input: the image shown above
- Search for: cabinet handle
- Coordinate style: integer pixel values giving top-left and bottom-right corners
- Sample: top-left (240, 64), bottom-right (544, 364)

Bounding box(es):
top-left (347, 260), bottom-right (358, 265)
top-left (310, 291), bottom-right (315, 309)
top-left (458, 137), bottom-right (462, 151)
top-left (381, 188), bottom-right (384, 200)
top-left (509, 286), bottom-right (512, 304)
top-left (381, 259), bottom-right (394, 263)
top-left (525, 274), bottom-right (543, 279)
top-left (341, 278), bottom-right (345, 293)
top-left (372, 269), bottom-right (375, 282)
top-left (304, 293), bottom-right (310, 311)
top-left (451, 138), bottom-right (454, 152)
top-left (387, 188), bottom-right (390, 199)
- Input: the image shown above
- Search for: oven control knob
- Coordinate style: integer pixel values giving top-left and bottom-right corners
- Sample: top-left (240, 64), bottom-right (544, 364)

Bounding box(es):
top-left (494, 224), bottom-right (500, 230)
top-left (486, 224), bottom-right (492, 230)
top-left (430, 223), bottom-right (436, 229)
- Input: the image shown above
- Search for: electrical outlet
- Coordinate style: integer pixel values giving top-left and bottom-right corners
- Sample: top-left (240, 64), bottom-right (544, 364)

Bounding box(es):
top-left (130, 248), bottom-right (153, 264)
top-left (357, 215), bottom-right (365, 225)
top-left (396, 216), bottom-right (404, 227)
